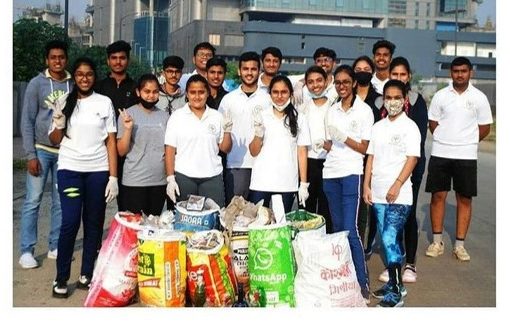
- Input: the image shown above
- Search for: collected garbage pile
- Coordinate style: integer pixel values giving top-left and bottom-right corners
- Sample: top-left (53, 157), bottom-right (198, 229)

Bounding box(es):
top-left (84, 195), bottom-right (366, 307)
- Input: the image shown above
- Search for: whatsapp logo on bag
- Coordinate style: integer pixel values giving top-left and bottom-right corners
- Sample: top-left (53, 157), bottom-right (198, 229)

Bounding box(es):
top-left (254, 248), bottom-right (273, 270)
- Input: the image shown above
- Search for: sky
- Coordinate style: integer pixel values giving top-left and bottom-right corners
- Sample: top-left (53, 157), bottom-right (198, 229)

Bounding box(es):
top-left (12, 0), bottom-right (496, 25)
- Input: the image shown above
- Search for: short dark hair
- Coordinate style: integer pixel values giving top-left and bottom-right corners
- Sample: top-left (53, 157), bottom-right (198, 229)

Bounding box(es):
top-left (451, 56), bottom-right (473, 70)
top-left (352, 55), bottom-right (375, 73)
top-left (390, 56), bottom-right (411, 74)
top-left (261, 47), bottom-right (283, 61)
top-left (372, 39), bottom-right (396, 56)
top-left (206, 57), bottom-right (227, 72)
top-left (45, 40), bottom-right (68, 59)
top-left (162, 55), bottom-right (184, 70)
top-left (106, 40), bottom-right (132, 58)
top-left (239, 51), bottom-right (260, 69)
top-left (304, 65), bottom-right (327, 81)
top-left (186, 74), bottom-right (211, 95)
top-left (383, 79), bottom-right (407, 98)
top-left (193, 42), bottom-right (216, 56)
top-left (313, 47), bottom-right (337, 61)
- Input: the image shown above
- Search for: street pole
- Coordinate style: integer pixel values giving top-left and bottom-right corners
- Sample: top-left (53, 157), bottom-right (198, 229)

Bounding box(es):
top-left (64, 0), bottom-right (69, 36)
top-left (454, 0), bottom-right (458, 56)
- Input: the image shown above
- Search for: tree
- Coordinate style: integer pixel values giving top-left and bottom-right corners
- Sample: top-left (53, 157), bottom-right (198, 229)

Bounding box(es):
top-left (13, 18), bottom-right (69, 81)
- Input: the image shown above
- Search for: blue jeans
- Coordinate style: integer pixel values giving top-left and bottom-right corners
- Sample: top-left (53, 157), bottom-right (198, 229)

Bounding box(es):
top-left (56, 170), bottom-right (108, 282)
top-left (372, 203), bottom-right (412, 266)
top-left (20, 148), bottom-right (61, 254)
top-left (249, 190), bottom-right (295, 213)
top-left (323, 174), bottom-right (368, 290)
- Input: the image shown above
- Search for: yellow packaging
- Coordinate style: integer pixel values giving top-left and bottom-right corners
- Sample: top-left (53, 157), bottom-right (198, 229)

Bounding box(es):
top-left (137, 230), bottom-right (187, 307)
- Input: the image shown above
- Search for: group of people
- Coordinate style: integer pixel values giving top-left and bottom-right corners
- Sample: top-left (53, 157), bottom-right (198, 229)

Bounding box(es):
top-left (19, 37), bottom-right (492, 307)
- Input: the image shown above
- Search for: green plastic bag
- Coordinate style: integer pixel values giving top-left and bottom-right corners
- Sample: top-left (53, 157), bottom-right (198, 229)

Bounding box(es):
top-left (248, 223), bottom-right (296, 307)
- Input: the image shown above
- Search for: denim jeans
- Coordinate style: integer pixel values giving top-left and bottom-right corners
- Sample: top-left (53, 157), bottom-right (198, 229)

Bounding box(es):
top-left (56, 169), bottom-right (108, 282)
top-left (323, 174), bottom-right (368, 290)
top-left (20, 148), bottom-right (61, 254)
top-left (372, 203), bottom-right (412, 266)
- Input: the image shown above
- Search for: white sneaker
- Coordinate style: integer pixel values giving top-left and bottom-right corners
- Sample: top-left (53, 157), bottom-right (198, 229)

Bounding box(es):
top-left (47, 249), bottom-right (58, 259)
top-left (378, 269), bottom-right (389, 282)
top-left (402, 265), bottom-right (417, 283)
top-left (453, 246), bottom-right (471, 262)
top-left (19, 252), bottom-right (38, 269)
top-left (425, 241), bottom-right (444, 257)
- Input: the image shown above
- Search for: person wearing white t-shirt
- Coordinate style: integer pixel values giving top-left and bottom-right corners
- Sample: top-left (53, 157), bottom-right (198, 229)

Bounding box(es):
top-left (249, 75), bottom-right (311, 212)
top-left (218, 52), bottom-right (272, 204)
top-left (322, 65), bottom-right (374, 302)
top-left (297, 65), bottom-right (332, 228)
top-left (117, 74), bottom-right (170, 216)
top-left (424, 57), bottom-right (493, 262)
top-left (257, 47), bottom-right (282, 94)
top-left (370, 40), bottom-right (395, 94)
top-left (165, 75), bottom-right (232, 207)
top-left (363, 79), bottom-right (420, 307)
top-left (48, 57), bottom-right (118, 298)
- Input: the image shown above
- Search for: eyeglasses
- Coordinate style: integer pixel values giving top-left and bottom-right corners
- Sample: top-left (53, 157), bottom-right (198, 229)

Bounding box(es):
top-left (334, 80), bottom-right (353, 86)
top-left (196, 51), bottom-right (213, 59)
top-left (75, 72), bottom-right (94, 80)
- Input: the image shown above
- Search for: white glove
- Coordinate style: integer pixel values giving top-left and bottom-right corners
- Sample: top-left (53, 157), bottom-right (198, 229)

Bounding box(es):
top-left (292, 79), bottom-right (305, 106)
top-left (252, 107), bottom-right (265, 138)
top-left (312, 139), bottom-right (324, 153)
top-left (298, 182), bottom-right (310, 207)
top-left (105, 176), bottom-right (119, 203)
top-left (222, 110), bottom-right (233, 133)
top-left (328, 125), bottom-right (348, 143)
top-left (49, 92), bottom-right (69, 129)
top-left (166, 175), bottom-right (180, 203)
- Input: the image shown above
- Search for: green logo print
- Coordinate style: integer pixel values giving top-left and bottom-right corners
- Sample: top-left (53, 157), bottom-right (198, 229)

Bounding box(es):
top-left (63, 187), bottom-right (80, 198)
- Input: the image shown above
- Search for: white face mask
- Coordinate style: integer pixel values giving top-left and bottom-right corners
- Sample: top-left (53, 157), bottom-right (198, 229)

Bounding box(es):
top-left (384, 99), bottom-right (404, 116)
top-left (272, 99), bottom-right (291, 112)
top-left (308, 89), bottom-right (327, 100)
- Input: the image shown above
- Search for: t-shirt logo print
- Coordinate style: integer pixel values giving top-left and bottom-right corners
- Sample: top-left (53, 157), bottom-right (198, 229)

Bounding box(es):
top-left (349, 120), bottom-right (358, 132)
top-left (208, 124), bottom-right (217, 134)
top-left (390, 134), bottom-right (402, 146)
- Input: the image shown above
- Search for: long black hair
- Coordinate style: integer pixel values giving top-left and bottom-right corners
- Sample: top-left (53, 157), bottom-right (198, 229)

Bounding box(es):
top-left (389, 56), bottom-right (412, 93)
top-left (269, 75), bottom-right (298, 137)
top-left (333, 64), bottom-right (357, 108)
top-left (62, 57), bottom-right (97, 137)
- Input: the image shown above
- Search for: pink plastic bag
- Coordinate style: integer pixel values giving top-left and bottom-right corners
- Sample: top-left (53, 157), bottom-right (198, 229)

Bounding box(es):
top-left (84, 213), bottom-right (143, 307)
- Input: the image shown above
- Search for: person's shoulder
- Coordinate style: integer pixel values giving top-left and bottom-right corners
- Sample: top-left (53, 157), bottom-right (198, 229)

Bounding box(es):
top-left (91, 92), bottom-right (114, 104)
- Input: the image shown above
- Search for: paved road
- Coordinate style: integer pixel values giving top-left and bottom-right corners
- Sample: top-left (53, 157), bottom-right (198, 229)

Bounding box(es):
top-left (11, 136), bottom-right (496, 307)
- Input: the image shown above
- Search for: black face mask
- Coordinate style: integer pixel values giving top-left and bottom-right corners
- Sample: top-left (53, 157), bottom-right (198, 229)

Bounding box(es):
top-left (354, 71), bottom-right (373, 86)
top-left (140, 99), bottom-right (159, 109)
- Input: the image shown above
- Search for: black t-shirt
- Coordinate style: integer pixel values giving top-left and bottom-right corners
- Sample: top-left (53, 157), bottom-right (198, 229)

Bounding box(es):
top-left (206, 86), bottom-right (228, 110)
top-left (94, 74), bottom-right (138, 118)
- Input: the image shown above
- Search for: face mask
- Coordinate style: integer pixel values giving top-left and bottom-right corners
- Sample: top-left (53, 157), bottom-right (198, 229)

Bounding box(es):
top-left (354, 71), bottom-right (372, 86)
top-left (272, 99), bottom-right (291, 112)
top-left (308, 89), bottom-right (327, 99)
top-left (140, 99), bottom-right (159, 109)
top-left (384, 99), bottom-right (404, 116)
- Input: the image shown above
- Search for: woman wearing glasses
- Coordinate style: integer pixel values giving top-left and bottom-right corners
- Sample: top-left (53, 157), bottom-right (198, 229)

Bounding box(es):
top-left (322, 65), bottom-right (374, 303)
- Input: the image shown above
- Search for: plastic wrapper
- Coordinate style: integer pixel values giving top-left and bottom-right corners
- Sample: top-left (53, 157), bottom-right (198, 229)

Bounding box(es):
top-left (186, 230), bottom-right (237, 307)
top-left (84, 212), bottom-right (143, 307)
top-left (174, 198), bottom-right (220, 232)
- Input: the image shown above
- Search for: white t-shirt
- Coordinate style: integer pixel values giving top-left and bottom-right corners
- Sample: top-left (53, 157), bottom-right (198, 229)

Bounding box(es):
top-left (366, 113), bottom-right (421, 205)
top-left (371, 74), bottom-right (389, 95)
top-left (298, 99), bottom-right (331, 160)
top-left (57, 92), bottom-right (117, 172)
top-left (323, 97), bottom-right (374, 179)
top-left (428, 82), bottom-right (493, 160)
top-left (257, 75), bottom-right (270, 94)
top-left (250, 107), bottom-right (311, 192)
top-left (164, 104), bottom-right (224, 178)
top-left (217, 87), bottom-right (272, 168)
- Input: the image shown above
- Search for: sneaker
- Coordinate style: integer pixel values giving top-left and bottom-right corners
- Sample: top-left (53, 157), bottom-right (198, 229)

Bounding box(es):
top-left (378, 269), bottom-right (389, 283)
top-left (19, 252), bottom-right (38, 269)
top-left (372, 283), bottom-right (407, 299)
top-left (425, 241), bottom-right (444, 257)
top-left (361, 287), bottom-right (371, 305)
top-left (76, 275), bottom-right (91, 290)
top-left (402, 265), bottom-right (417, 283)
top-left (47, 249), bottom-right (58, 259)
top-left (52, 280), bottom-right (69, 298)
top-left (453, 246), bottom-right (471, 262)
top-left (377, 290), bottom-right (404, 307)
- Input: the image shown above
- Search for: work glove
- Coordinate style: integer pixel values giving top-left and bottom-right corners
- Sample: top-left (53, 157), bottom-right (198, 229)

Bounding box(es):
top-left (252, 107), bottom-right (265, 138)
top-left (298, 182), bottom-right (310, 207)
top-left (47, 92), bottom-right (69, 130)
top-left (327, 125), bottom-right (348, 143)
top-left (292, 79), bottom-right (305, 106)
top-left (166, 175), bottom-right (180, 203)
top-left (222, 110), bottom-right (233, 133)
top-left (105, 176), bottom-right (119, 203)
